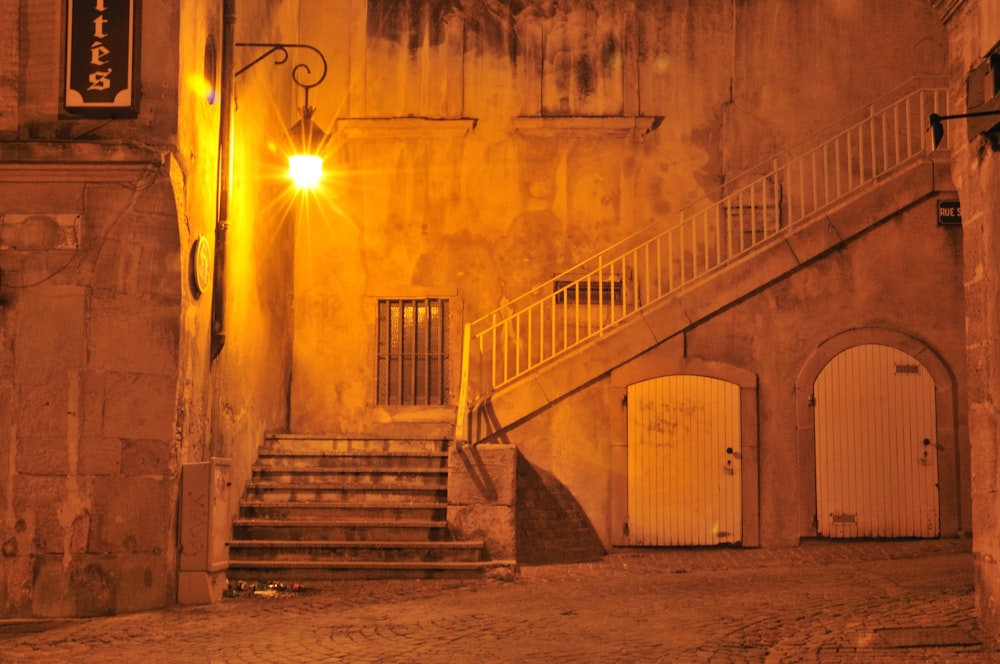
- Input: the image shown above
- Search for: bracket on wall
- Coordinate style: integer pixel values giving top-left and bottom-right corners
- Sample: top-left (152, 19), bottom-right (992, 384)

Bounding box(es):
top-left (929, 110), bottom-right (1000, 150)
top-left (234, 42), bottom-right (328, 110)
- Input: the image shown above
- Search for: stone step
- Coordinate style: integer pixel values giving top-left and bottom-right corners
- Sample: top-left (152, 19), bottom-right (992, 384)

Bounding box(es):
top-left (225, 559), bottom-right (505, 582)
top-left (231, 434), bottom-right (494, 582)
top-left (255, 452), bottom-right (448, 471)
top-left (238, 501), bottom-right (447, 521)
top-left (232, 518), bottom-right (449, 542)
top-left (251, 467), bottom-right (448, 487)
top-left (263, 435), bottom-right (449, 455)
top-left (227, 539), bottom-right (485, 563)
top-left (242, 483), bottom-right (447, 503)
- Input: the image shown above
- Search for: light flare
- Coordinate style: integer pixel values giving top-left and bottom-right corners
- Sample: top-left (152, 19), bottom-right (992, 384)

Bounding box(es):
top-left (288, 155), bottom-right (324, 189)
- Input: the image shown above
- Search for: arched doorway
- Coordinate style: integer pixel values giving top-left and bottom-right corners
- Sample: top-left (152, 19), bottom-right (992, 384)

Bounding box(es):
top-left (626, 375), bottom-right (742, 546)
top-left (813, 343), bottom-right (939, 538)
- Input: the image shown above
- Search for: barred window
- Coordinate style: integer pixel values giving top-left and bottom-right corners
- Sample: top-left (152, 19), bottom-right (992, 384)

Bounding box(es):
top-left (376, 298), bottom-right (450, 405)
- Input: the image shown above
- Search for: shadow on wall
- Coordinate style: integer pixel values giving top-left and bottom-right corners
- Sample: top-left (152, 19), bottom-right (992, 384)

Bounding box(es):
top-left (516, 456), bottom-right (606, 564)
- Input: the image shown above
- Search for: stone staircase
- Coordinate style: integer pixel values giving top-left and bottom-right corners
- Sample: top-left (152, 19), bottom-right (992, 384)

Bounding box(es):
top-left (227, 435), bottom-right (493, 581)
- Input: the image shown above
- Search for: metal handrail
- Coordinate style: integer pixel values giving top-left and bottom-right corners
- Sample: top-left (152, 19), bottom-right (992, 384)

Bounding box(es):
top-left (455, 85), bottom-right (948, 443)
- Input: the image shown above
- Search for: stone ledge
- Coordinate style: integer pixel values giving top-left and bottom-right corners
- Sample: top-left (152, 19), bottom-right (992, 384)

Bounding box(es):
top-left (513, 115), bottom-right (661, 137)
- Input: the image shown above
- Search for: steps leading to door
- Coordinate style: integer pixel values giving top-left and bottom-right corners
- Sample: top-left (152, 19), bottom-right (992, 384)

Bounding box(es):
top-left (227, 435), bottom-right (497, 581)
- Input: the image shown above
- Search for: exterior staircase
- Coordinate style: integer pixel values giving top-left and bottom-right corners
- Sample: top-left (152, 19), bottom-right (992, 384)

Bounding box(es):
top-left (456, 82), bottom-right (953, 443)
top-left (227, 435), bottom-right (493, 581)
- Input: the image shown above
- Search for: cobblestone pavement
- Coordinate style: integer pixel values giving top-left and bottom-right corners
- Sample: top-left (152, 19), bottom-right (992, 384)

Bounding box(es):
top-left (2, 538), bottom-right (997, 663)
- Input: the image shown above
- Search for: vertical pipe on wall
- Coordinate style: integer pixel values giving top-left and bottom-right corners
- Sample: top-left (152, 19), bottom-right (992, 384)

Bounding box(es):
top-left (211, 0), bottom-right (236, 359)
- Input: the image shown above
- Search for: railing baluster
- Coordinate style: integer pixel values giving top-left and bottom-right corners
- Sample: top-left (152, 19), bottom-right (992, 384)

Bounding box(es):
top-left (834, 137), bottom-right (842, 201)
top-left (799, 154), bottom-right (808, 219)
top-left (704, 210), bottom-right (710, 270)
top-left (904, 95), bottom-right (913, 159)
top-left (846, 128), bottom-right (854, 192)
top-left (645, 239), bottom-right (652, 303)
top-left (500, 316), bottom-right (508, 386)
top-left (667, 231), bottom-right (674, 292)
top-left (655, 235), bottom-right (662, 301)
top-left (679, 222), bottom-right (686, 285)
top-left (893, 102), bottom-right (901, 166)
top-left (632, 249), bottom-right (640, 312)
top-left (714, 202), bottom-right (722, 266)
top-left (810, 150), bottom-right (819, 217)
top-left (587, 271), bottom-right (593, 338)
top-left (869, 116), bottom-right (877, 182)
top-left (551, 293), bottom-right (557, 360)
top-left (881, 111), bottom-right (889, 175)
top-left (737, 191), bottom-right (745, 253)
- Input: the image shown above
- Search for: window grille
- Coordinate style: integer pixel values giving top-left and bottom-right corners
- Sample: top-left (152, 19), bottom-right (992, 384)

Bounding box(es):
top-left (554, 279), bottom-right (623, 305)
top-left (377, 298), bottom-right (449, 405)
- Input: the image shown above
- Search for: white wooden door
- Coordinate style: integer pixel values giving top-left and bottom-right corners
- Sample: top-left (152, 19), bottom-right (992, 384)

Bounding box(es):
top-left (814, 344), bottom-right (939, 538)
top-left (626, 375), bottom-right (741, 546)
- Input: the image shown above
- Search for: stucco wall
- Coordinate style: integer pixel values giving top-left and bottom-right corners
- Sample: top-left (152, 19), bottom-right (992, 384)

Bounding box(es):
top-left (290, 0), bottom-right (949, 434)
top-left (207, 0), bottom-right (300, 527)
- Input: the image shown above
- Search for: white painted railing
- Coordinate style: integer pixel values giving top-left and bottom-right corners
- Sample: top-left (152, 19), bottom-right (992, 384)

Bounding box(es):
top-left (455, 85), bottom-right (948, 443)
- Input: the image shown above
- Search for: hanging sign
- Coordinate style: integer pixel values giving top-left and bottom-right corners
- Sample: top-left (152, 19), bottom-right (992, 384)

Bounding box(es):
top-left (64, 0), bottom-right (139, 114)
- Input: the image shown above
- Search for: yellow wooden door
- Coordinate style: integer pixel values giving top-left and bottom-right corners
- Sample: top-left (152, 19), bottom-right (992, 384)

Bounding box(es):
top-left (626, 375), bottom-right (741, 546)
top-left (814, 344), bottom-right (939, 538)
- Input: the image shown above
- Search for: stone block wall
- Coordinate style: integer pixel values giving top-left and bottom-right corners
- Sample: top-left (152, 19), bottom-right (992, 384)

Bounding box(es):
top-left (0, 151), bottom-right (182, 618)
top-left (448, 443), bottom-right (517, 562)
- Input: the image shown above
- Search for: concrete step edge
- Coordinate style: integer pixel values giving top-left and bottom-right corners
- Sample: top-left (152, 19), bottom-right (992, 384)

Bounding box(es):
top-left (228, 539), bottom-right (485, 549)
top-left (232, 518), bottom-right (448, 527)
top-left (228, 560), bottom-right (498, 570)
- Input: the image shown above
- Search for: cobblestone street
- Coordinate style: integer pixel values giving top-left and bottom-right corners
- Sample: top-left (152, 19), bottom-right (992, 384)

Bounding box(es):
top-left (2, 539), bottom-right (995, 663)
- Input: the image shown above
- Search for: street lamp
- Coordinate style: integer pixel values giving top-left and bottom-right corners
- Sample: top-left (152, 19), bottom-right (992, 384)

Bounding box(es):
top-left (235, 42), bottom-right (329, 187)
top-left (211, 23), bottom-right (332, 358)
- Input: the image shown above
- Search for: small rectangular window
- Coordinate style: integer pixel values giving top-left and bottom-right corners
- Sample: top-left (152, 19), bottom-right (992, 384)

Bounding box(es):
top-left (377, 298), bottom-right (449, 405)
top-left (554, 279), bottom-right (623, 305)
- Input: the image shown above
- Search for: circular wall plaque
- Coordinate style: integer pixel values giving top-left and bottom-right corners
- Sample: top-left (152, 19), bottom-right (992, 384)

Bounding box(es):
top-left (190, 235), bottom-right (211, 298)
top-left (204, 36), bottom-right (218, 104)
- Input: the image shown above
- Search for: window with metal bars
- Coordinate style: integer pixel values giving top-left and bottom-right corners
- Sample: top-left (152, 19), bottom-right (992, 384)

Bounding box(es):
top-left (376, 298), bottom-right (450, 405)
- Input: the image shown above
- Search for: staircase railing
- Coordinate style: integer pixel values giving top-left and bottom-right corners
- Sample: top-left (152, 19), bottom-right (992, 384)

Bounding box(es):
top-left (455, 84), bottom-right (949, 443)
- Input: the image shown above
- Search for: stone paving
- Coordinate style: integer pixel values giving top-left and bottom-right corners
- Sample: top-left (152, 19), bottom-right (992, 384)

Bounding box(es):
top-left (1, 538), bottom-right (997, 663)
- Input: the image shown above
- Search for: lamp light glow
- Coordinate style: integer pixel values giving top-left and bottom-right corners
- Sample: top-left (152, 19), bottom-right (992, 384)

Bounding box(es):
top-left (289, 154), bottom-right (323, 188)
top-left (287, 108), bottom-right (327, 188)
top-left (235, 42), bottom-right (330, 187)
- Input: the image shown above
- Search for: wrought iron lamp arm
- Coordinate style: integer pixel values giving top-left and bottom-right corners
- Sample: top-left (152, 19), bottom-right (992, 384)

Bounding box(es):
top-left (929, 109), bottom-right (1000, 149)
top-left (235, 42), bottom-right (328, 108)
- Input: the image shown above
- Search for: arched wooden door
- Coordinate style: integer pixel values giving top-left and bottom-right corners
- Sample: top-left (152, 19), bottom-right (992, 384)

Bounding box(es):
top-left (814, 344), bottom-right (939, 538)
top-left (626, 375), bottom-right (741, 546)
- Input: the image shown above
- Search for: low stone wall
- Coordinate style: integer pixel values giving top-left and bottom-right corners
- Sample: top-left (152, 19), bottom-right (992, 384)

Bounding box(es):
top-left (447, 443), bottom-right (606, 566)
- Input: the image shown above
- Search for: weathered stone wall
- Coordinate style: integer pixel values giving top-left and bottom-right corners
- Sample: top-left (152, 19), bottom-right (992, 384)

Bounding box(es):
top-left (937, 0), bottom-right (1000, 638)
top-left (0, 0), bottom-right (301, 618)
top-left (0, 0), bottom-right (189, 618)
top-left (0, 147), bottom-right (182, 617)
